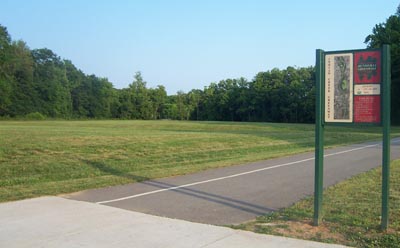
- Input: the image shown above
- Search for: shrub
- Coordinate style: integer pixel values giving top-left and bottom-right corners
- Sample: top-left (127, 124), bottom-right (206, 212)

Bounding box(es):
top-left (25, 112), bottom-right (46, 120)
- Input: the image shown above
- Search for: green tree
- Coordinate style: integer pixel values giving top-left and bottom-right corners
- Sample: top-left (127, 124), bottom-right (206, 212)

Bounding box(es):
top-left (201, 83), bottom-right (218, 120)
top-left (365, 7), bottom-right (400, 124)
top-left (7, 40), bottom-right (36, 116)
top-left (88, 76), bottom-right (114, 118)
top-left (234, 78), bottom-right (252, 121)
top-left (0, 25), bottom-right (11, 48)
top-left (31, 48), bottom-right (72, 117)
top-left (114, 88), bottom-right (134, 119)
top-left (130, 72), bottom-right (152, 119)
top-left (65, 59), bottom-right (88, 118)
top-left (188, 89), bottom-right (202, 120)
top-left (149, 85), bottom-right (167, 119)
top-left (0, 24), bottom-right (12, 115)
top-left (176, 90), bottom-right (189, 120)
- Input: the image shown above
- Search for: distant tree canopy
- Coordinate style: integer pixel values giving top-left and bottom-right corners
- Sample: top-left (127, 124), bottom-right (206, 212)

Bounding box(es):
top-left (0, 23), bottom-right (316, 123)
top-left (1, 5), bottom-right (399, 123)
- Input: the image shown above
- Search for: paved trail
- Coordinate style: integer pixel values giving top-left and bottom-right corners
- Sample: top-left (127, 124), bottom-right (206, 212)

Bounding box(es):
top-left (65, 139), bottom-right (400, 225)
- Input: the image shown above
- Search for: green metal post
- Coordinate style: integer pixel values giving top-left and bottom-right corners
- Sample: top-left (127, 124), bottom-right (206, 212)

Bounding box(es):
top-left (314, 49), bottom-right (324, 226)
top-left (381, 44), bottom-right (391, 230)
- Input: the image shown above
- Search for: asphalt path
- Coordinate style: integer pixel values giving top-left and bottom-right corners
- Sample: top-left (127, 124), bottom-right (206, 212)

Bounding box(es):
top-left (65, 138), bottom-right (400, 225)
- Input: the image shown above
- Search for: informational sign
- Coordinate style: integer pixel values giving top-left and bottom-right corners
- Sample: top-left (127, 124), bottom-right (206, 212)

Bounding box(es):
top-left (315, 45), bottom-right (391, 230)
top-left (324, 49), bottom-right (382, 124)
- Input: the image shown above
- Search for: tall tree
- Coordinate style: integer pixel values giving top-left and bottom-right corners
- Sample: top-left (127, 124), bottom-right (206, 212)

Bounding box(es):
top-left (188, 89), bottom-right (202, 120)
top-left (114, 88), bottom-right (134, 119)
top-left (130, 71), bottom-right (152, 119)
top-left (32, 48), bottom-right (72, 117)
top-left (176, 91), bottom-right (189, 120)
top-left (365, 7), bottom-right (400, 124)
top-left (149, 85), bottom-right (167, 119)
top-left (7, 40), bottom-right (36, 116)
top-left (0, 24), bottom-right (12, 115)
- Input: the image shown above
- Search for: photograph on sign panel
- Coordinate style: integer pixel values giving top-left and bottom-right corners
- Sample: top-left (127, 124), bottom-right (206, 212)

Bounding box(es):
top-left (334, 55), bottom-right (352, 120)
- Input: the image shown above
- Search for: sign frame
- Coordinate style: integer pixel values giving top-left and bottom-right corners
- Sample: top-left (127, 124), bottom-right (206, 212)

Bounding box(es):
top-left (314, 45), bottom-right (391, 230)
top-left (322, 48), bottom-right (383, 126)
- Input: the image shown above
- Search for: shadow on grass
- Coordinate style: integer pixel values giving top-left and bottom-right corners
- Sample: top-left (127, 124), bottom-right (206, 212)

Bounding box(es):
top-left (83, 159), bottom-right (276, 217)
top-left (83, 159), bottom-right (149, 182)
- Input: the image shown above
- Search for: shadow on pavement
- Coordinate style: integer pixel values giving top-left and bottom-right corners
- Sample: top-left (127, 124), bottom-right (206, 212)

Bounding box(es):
top-left (83, 159), bottom-right (275, 216)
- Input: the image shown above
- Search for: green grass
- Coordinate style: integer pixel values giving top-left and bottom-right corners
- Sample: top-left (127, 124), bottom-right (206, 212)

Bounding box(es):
top-left (232, 160), bottom-right (400, 247)
top-left (0, 120), bottom-right (399, 202)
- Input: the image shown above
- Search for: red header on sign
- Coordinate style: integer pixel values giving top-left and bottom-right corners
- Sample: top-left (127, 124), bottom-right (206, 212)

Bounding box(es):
top-left (354, 51), bottom-right (381, 84)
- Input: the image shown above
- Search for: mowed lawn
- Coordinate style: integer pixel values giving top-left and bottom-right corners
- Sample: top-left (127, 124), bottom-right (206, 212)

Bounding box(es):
top-left (0, 120), bottom-right (399, 202)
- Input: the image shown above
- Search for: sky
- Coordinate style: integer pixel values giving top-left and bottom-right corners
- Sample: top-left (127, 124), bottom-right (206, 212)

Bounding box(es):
top-left (0, 0), bottom-right (398, 94)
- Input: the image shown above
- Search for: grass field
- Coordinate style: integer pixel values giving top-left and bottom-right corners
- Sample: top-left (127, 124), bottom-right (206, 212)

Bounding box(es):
top-left (233, 160), bottom-right (400, 247)
top-left (0, 120), bottom-right (399, 202)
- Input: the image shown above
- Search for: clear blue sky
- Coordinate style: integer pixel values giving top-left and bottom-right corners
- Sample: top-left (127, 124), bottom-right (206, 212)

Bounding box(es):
top-left (1, 0), bottom-right (398, 94)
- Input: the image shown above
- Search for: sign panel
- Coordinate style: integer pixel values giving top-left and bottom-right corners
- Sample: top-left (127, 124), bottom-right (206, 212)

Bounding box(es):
top-left (324, 49), bottom-right (382, 125)
top-left (354, 95), bottom-right (381, 123)
top-left (354, 84), bottom-right (380, 95)
top-left (354, 51), bottom-right (381, 83)
top-left (324, 53), bottom-right (353, 123)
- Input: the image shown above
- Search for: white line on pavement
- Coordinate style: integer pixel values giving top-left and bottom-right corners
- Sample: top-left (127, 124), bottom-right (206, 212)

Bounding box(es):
top-left (96, 139), bottom-right (400, 205)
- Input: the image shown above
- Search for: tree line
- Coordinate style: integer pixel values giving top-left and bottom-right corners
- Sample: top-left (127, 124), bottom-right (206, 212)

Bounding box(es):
top-left (0, 24), bottom-right (316, 122)
top-left (0, 6), bottom-right (399, 123)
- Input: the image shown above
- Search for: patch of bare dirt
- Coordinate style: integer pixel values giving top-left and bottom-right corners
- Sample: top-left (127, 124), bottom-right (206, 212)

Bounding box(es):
top-left (256, 220), bottom-right (349, 244)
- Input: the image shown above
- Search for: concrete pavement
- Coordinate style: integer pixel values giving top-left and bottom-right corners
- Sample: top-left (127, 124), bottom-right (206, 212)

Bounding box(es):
top-left (0, 197), bottom-right (348, 248)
